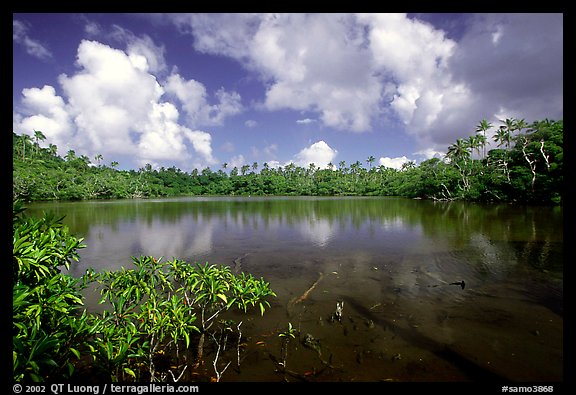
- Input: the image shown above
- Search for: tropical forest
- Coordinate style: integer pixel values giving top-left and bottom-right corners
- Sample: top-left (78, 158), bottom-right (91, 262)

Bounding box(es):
top-left (13, 118), bottom-right (563, 205)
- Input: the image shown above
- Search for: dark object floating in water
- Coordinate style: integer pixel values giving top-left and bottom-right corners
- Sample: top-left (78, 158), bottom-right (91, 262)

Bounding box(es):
top-left (450, 280), bottom-right (466, 290)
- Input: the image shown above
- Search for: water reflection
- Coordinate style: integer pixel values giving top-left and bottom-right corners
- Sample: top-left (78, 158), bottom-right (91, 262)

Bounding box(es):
top-left (299, 216), bottom-right (335, 247)
top-left (25, 197), bottom-right (562, 381)
top-left (26, 197), bottom-right (562, 277)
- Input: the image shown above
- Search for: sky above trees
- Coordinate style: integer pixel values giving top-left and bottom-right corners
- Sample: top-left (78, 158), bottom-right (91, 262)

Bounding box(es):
top-left (13, 13), bottom-right (563, 172)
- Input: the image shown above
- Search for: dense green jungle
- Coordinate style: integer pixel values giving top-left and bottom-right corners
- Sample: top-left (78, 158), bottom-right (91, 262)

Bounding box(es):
top-left (13, 118), bottom-right (563, 205)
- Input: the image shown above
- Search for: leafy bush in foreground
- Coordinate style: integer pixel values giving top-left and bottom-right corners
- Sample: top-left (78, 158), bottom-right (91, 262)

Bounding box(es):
top-left (13, 202), bottom-right (276, 382)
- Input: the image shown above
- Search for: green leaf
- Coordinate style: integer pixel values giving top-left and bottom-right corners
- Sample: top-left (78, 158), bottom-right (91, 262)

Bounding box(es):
top-left (67, 362), bottom-right (75, 377)
top-left (70, 347), bottom-right (81, 360)
top-left (259, 302), bottom-right (265, 316)
top-left (124, 367), bottom-right (136, 378)
top-left (216, 293), bottom-right (227, 304)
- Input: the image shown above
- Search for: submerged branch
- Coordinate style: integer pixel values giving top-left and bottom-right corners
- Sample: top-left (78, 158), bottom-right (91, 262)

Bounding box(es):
top-left (291, 272), bottom-right (324, 306)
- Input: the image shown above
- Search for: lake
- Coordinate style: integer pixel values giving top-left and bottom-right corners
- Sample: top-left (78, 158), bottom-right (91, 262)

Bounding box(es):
top-left (26, 196), bottom-right (563, 382)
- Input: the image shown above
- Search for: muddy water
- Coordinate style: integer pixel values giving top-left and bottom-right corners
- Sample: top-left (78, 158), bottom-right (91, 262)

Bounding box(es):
top-left (27, 197), bottom-right (563, 382)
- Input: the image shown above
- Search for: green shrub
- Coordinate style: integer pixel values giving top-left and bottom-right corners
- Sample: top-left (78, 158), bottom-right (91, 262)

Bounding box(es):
top-left (13, 201), bottom-right (277, 382)
top-left (13, 201), bottom-right (90, 381)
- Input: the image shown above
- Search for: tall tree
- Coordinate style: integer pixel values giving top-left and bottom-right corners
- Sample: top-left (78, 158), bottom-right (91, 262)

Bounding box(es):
top-left (499, 118), bottom-right (517, 147)
top-left (366, 155), bottom-right (375, 170)
top-left (494, 126), bottom-right (512, 150)
top-left (48, 143), bottom-right (58, 157)
top-left (475, 119), bottom-right (492, 159)
top-left (446, 139), bottom-right (471, 163)
top-left (94, 154), bottom-right (103, 166)
top-left (20, 134), bottom-right (32, 159)
top-left (65, 150), bottom-right (76, 162)
top-left (446, 139), bottom-right (473, 193)
top-left (514, 118), bottom-right (529, 135)
top-left (33, 130), bottom-right (46, 155)
top-left (467, 135), bottom-right (481, 158)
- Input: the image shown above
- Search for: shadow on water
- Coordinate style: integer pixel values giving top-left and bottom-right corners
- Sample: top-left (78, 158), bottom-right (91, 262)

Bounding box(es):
top-left (341, 296), bottom-right (507, 382)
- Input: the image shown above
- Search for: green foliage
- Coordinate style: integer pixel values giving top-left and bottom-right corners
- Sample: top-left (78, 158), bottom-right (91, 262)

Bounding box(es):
top-left (278, 322), bottom-right (296, 339)
top-left (13, 207), bottom-right (85, 283)
top-left (168, 260), bottom-right (276, 328)
top-left (13, 204), bottom-right (277, 381)
top-left (13, 201), bottom-right (91, 381)
top-left (13, 119), bottom-right (563, 205)
top-left (89, 258), bottom-right (275, 381)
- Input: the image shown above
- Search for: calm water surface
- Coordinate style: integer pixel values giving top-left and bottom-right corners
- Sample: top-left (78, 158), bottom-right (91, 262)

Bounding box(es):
top-left (27, 196), bottom-right (563, 382)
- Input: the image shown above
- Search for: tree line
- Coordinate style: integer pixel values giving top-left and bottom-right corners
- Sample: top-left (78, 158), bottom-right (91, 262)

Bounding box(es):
top-left (13, 118), bottom-right (563, 204)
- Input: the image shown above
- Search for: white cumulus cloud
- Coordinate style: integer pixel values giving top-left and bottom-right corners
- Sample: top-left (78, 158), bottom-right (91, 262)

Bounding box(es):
top-left (164, 13), bottom-right (458, 138)
top-left (14, 38), bottom-right (222, 170)
top-left (13, 85), bottom-right (73, 154)
top-left (160, 12), bottom-right (562, 157)
top-left (110, 25), bottom-right (168, 73)
top-left (379, 156), bottom-right (411, 170)
top-left (164, 73), bottom-right (242, 127)
top-left (167, 13), bottom-right (383, 133)
top-left (294, 140), bottom-right (338, 169)
top-left (137, 102), bottom-right (215, 167)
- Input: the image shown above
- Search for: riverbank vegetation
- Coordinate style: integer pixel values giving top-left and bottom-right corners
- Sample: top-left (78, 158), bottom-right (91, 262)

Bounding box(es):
top-left (13, 201), bottom-right (276, 382)
top-left (13, 118), bottom-right (562, 204)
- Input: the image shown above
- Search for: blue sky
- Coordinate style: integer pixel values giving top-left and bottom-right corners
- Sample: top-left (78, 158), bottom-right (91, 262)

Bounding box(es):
top-left (13, 13), bottom-right (563, 172)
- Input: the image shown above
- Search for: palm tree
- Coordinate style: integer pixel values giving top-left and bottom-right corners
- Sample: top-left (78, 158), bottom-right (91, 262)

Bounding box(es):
top-left (446, 139), bottom-right (471, 163)
top-left (499, 118), bottom-right (516, 141)
top-left (495, 117), bottom-right (528, 151)
top-left (65, 149), bottom-right (76, 162)
top-left (467, 135), bottom-right (481, 158)
top-left (475, 119), bottom-right (492, 159)
top-left (20, 134), bottom-right (32, 159)
top-left (33, 130), bottom-right (46, 155)
top-left (94, 154), bottom-right (103, 166)
top-left (48, 143), bottom-right (58, 157)
top-left (513, 118), bottom-right (529, 135)
top-left (308, 163), bottom-right (317, 175)
top-left (284, 162), bottom-right (296, 177)
top-left (475, 134), bottom-right (487, 159)
top-left (351, 160), bottom-right (362, 172)
top-left (493, 127), bottom-right (512, 150)
top-left (338, 161), bottom-right (347, 177)
top-left (262, 162), bottom-right (270, 176)
top-left (80, 155), bottom-right (91, 167)
top-left (401, 161), bottom-right (416, 171)
top-left (366, 155), bottom-right (375, 170)
top-left (446, 139), bottom-right (473, 193)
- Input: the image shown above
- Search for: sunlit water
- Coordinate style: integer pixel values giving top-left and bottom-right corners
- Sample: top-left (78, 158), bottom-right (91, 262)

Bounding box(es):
top-left (26, 196), bottom-right (563, 382)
